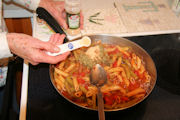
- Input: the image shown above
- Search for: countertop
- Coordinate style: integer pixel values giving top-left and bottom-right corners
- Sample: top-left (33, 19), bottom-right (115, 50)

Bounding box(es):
top-left (33, 0), bottom-right (180, 42)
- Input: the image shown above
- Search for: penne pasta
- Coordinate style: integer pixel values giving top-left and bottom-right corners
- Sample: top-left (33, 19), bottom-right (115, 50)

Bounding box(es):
top-left (56, 85), bottom-right (61, 91)
top-left (129, 77), bottom-right (135, 84)
top-left (74, 91), bottom-right (83, 97)
top-left (112, 55), bottom-right (118, 63)
top-left (65, 63), bottom-right (76, 73)
top-left (121, 71), bottom-right (130, 86)
top-left (101, 85), bottom-right (126, 94)
top-left (66, 76), bottom-right (74, 86)
top-left (78, 103), bottom-right (88, 107)
top-left (72, 76), bottom-right (79, 91)
top-left (139, 64), bottom-right (145, 74)
top-left (55, 68), bottom-right (69, 77)
top-left (126, 88), bottom-right (145, 97)
top-left (54, 42), bottom-right (151, 110)
top-left (136, 56), bottom-right (141, 69)
top-left (115, 97), bottom-right (140, 108)
top-left (79, 85), bottom-right (88, 94)
top-left (57, 61), bottom-right (65, 69)
top-left (104, 66), bottom-right (110, 71)
top-left (123, 59), bottom-right (131, 67)
top-left (121, 64), bottom-right (131, 79)
top-left (86, 90), bottom-right (94, 97)
top-left (59, 75), bottom-right (65, 83)
top-left (64, 82), bottom-right (73, 95)
top-left (88, 86), bottom-right (97, 91)
top-left (117, 75), bottom-right (123, 83)
top-left (117, 46), bottom-right (129, 51)
top-left (54, 73), bottom-right (65, 91)
top-left (117, 57), bottom-right (122, 66)
top-left (86, 86), bottom-right (97, 97)
top-left (87, 98), bottom-right (93, 106)
top-left (130, 70), bottom-right (138, 79)
top-left (83, 76), bottom-right (90, 82)
top-left (104, 104), bottom-right (114, 109)
top-left (117, 46), bottom-right (130, 57)
top-left (135, 93), bottom-right (145, 98)
top-left (55, 79), bottom-right (64, 91)
top-left (108, 67), bottom-right (124, 73)
top-left (131, 54), bottom-right (141, 70)
top-left (144, 72), bottom-right (151, 83)
top-left (105, 47), bottom-right (116, 52)
top-left (73, 51), bottom-right (79, 61)
top-left (115, 96), bottom-right (121, 104)
top-left (110, 72), bottom-right (123, 83)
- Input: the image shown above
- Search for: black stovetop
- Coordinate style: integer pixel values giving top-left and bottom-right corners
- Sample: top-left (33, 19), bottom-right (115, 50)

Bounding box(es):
top-left (26, 34), bottom-right (180, 120)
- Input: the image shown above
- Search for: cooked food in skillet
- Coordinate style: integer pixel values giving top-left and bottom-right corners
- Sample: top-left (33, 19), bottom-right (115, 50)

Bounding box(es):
top-left (53, 41), bottom-right (151, 110)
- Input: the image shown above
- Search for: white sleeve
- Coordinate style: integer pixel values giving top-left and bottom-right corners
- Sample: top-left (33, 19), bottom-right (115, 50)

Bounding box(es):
top-left (12, 0), bottom-right (41, 11)
top-left (0, 32), bottom-right (13, 59)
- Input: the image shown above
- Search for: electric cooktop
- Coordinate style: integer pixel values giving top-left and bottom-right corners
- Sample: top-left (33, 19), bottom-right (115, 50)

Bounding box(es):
top-left (26, 34), bottom-right (180, 120)
top-left (1, 34), bottom-right (180, 120)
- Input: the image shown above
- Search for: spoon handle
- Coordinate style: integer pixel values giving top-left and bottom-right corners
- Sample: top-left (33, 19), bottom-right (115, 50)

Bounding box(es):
top-left (97, 87), bottom-right (105, 120)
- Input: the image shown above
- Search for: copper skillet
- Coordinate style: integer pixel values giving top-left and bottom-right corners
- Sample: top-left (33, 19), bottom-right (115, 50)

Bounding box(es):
top-left (49, 35), bottom-right (157, 111)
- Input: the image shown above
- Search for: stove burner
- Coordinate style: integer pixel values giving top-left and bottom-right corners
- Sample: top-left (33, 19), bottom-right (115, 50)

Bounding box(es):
top-left (151, 48), bottom-right (180, 95)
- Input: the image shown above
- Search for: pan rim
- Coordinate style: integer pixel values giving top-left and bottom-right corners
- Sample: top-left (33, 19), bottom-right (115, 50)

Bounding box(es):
top-left (49, 35), bottom-right (157, 111)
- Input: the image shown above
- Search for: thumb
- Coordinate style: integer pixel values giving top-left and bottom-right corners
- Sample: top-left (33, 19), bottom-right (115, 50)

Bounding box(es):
top-left (58, 9), bottom-right (68, 29)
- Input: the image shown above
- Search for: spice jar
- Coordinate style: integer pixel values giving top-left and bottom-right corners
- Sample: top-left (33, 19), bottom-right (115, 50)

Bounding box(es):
top-left (65, 0), bottom-right (81, 36)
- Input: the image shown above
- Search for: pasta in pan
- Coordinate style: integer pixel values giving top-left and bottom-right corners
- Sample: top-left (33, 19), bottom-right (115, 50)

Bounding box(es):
top-left (54, 42), bottom-right (151, 110)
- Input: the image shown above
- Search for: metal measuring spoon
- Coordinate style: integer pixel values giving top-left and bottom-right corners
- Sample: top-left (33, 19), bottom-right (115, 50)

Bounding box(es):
top-left (90, 64), bottom-right (107, 120)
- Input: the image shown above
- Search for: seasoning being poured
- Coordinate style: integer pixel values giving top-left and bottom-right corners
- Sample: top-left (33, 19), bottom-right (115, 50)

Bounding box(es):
top-left (74, 43), bottom-right (111, 68)
top-left (85, 45), bottom-right (101, 61)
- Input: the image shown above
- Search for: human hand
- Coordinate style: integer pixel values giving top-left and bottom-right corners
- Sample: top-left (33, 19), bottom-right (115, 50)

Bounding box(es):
top-left (39, 0), bottom-right (83, 29)
top-left (7, 33), bottom-right (70, 65)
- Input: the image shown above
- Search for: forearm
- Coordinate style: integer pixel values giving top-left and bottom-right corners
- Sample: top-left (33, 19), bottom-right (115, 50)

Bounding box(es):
top-left (0, 32), bottom-right (13, 59)
top-left (12, 0), bottom-right (41, 11)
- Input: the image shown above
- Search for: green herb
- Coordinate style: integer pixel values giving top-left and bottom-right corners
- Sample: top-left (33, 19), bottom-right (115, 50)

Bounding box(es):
top-left (75, 45), bottom-right (110, 69)
top-left (113, 2), bottom-right (117, 8)
top-left (89, 12), bottom-right (104, 25)
top-left (90, 12), bottom-right (101, 18)
top-left (88, 19), bottom-right (103, 25)
top-left (91, 18), bottom-right (104, 21)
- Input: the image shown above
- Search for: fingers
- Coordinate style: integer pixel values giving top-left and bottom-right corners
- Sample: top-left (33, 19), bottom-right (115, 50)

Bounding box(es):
top-left (38, 41), bottom-right (60, 53)
top-left (42, 2), bottom-right (68, 30)
top-left (49, 34), bottom-right (60, 44)
top-left (49, 33), bottom-right (66, 45)
top-left (28, 51), bottom-right (70, 65)
top-left (62, 9), bottom-right (66, 18)
top-left (51, 51), bottom-right (70, 64)
top-left (38, 33), bottom-right (65, 53)
top-left (53, 34), bottom-right (61, 44)
top-left (57, 34), bottom-right (66, 45)
top-left (24, 58), bottom-right (39, 66)
top-left (58, 16), bottom-right (68, 30)
top-left (28, 61), bottom-right (39, 66)
top-left (30, 33), bottom-right (68, 65)
top-left (49, 34), bottom-right (55, 43)
top-left (41, 51), bottom-right (70, 64)
top-left (57, 8), bottom-right (68, 29)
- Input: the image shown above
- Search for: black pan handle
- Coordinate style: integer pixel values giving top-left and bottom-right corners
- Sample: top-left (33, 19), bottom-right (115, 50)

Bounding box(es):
top-left (36, 7), bottom-right (68, 43)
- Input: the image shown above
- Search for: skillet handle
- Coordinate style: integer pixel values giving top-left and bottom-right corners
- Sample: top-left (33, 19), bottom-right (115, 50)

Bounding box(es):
top-left (36, 7), bottom-right (68, 43)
